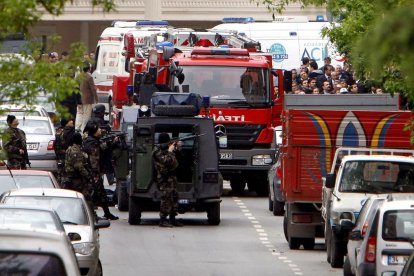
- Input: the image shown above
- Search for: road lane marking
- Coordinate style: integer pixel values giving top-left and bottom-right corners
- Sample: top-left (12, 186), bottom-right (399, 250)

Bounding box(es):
top-left (233, 198), bottom-right (303, 276)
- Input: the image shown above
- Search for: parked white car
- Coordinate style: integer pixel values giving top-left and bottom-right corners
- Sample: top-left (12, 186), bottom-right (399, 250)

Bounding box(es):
top-left (356, 194), bottom-right (414, 276)
top-left (0, 188), bottom-right (110, 276)
top-left (0, 205), bottom-right (80, 276)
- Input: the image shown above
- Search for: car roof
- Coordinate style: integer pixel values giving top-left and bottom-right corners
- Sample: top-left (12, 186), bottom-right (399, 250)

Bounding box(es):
top-left (0, 169), bottom-right (52, 176)
top-left (342, 155), bottom-right (414, 163)
top-left (5, 188), bottom-right (83, 198)
top-left (0, 104), bottom-right (47, 111)
top-left (0, 115), bottom-right (51, 121)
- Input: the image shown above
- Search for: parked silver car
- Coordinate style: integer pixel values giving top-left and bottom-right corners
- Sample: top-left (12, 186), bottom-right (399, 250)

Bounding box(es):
top-left (0, 205), bottom-right (80, 276)
top-left (0, 169), bottom-right (60, 194)
top-left (0, 188), bottom-right (110, 276)
top-left (0, 115), bottom-right (57, 171)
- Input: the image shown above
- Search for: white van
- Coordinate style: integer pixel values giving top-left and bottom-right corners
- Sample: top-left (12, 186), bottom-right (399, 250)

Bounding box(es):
top-left (211, 17), bottom-right (343, 70)
top-left (92, 20), bottom-right (172, 103)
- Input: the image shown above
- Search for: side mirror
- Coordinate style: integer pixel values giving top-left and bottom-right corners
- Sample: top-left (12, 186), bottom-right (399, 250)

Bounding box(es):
top-left (349, 229), bottom-right (363, 241)
top-left (325, 173), bottom-right (336, 189)
top-left (340, 219), bottom-right (354, 232)
top-left (68, 232), bottom-right (81, 242)
top-left (162, 46), bottom-right (175, 61)
top-left (95, 219), bottom-right (111, 229)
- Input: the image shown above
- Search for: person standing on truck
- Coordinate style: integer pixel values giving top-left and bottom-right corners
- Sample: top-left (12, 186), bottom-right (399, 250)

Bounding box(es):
top-left (82, 120), bottom-right (119, 220)
top-left (2, 115), bottom-right (29, 170)
top-left (153, 133), bottom-right (184, 227)
top-left (75, 61), bottom-right (98, 132)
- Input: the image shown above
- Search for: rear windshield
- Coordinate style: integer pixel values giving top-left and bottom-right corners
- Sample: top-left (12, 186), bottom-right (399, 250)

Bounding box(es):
top-left (0, 175), bottom-right (55, 190)
top-left (339, 161), bottom-right (414, 193)
top-left (382, 210), bottom-right (414, 241)
top-left (18, 119), bottom-right (52, 135)
top-left (4, 196), bottom-right (88, 225)
top-left (0, 252), bottom-right (66, 276)
top-left (0, 208), bottom-right (60, 232)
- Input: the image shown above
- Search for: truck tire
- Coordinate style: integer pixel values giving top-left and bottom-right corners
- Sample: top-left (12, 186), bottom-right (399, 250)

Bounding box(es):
top-left (128, 197), bottom-right (142, 225)
top-left (230, 176), bottom-right (245, 195)
top-left (249, 175), bottom-right (268, 196)
top-left (289, 237), bottom-right (301, 250)
top-left (302, 238), bottom-right (315, 250)
top-left (343, 256), bottom-right (354, 276)
top-left (207, 202), bottom-right (220, 225)
top-left (153, 105), bottom-right (198, 117)
top-left (117, 183), bottom-right (129, 212)
top-left (268, 193), bottom-right (273, 211)
top-left (283, 216), bottom-right (288, 242)
top-left (272, 199), bottom-right (284, 216)
top-left (330, 230), bottom-right (344, 268)
top-left (325, 223), bottom-right (332, 263)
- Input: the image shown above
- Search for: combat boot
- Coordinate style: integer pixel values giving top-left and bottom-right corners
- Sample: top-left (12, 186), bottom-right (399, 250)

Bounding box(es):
top-left (169, 215), bottom-right (184, 227)
top-left (159, 217), bottom-right (173, 228)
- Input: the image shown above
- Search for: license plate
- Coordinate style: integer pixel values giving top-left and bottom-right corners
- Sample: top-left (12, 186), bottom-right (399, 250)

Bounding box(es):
top-left (27, 143), bottom-right (39, 150)
top-left (178, 199), bottom-right (189, 204)
top-left (388, 255), bottom-right (409, 265)
top-left (220, 153), bottom-right (232, 160)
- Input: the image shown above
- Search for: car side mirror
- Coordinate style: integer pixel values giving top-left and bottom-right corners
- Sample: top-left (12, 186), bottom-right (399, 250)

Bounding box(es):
top-left (68, 232), bottom-right (81, 241)
top-left (340, 219), bottom-right (354, 232)
top-left (95, 219), bottom-right (111, 229)
top-left (325, 173), bottom-right (336, 189)
top-left (349, 229), bottom-right (363, 241)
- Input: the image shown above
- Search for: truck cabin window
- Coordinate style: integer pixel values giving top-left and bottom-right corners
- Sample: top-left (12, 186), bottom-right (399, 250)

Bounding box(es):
top-left (173, 66), bottom-right (270, 106)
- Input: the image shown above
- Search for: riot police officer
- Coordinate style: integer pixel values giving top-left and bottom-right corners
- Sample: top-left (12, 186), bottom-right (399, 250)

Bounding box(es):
top-left (152, 133), bottom-right (183, 227)
top-left (82, 120), bottom-right (119, 220)
top-left (3, 115), bottom-right (29, 169)
top-left (54, 118), bottom-right (75, 183)
top-left (64, 132), bottom-right (95, 212)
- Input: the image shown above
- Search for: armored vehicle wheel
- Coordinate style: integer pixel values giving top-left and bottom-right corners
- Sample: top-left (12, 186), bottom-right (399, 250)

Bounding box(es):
top-left (230, 176), bottom-right (245, 195)
top-left (153, 105), bottom-right (198, 117)
top-left (117, 183), bottom-right (129, 212)
top-left (302, 238), bottom-right (315, 250)
top-left (207, 202), bottom-right (220, 225)
top-left (128, 197), bottom-right (142, 225)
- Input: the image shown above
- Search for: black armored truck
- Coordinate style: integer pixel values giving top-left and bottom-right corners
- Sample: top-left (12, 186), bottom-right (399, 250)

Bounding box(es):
top-left (122, 92), bottom-right (223, 225)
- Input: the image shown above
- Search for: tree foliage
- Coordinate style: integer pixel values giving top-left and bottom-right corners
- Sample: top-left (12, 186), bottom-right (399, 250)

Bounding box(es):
top-left (0, 0), bottom-right (115, 118)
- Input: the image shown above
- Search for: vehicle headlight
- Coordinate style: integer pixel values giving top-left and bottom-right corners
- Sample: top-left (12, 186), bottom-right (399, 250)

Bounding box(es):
top-left (140, 105), bottom-right (149, 112)
top-left (73, 242), bottom-right (95, 255)
top-left (252, 155), bottom-right (273, 166)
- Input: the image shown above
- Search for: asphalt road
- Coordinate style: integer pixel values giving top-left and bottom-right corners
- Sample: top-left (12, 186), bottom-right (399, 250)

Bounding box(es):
top-left (98, 186), bottom-right (342, 276)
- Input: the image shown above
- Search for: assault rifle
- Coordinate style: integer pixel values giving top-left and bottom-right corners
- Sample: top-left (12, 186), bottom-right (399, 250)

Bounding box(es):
top-left (155, 133), bottom-right (205, 148)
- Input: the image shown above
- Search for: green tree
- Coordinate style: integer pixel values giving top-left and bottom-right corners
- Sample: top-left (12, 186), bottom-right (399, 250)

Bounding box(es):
top-left (0, 0), bottom-right (116, 118)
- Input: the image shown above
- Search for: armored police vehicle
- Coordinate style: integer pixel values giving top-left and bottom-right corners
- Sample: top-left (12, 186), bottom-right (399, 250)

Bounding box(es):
top-left (121, 92), bottom-right (223, 225)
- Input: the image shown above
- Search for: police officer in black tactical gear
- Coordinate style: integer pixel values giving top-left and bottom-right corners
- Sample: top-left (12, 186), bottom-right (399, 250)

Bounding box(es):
top-left (82, 120), bottom-right (119, 220)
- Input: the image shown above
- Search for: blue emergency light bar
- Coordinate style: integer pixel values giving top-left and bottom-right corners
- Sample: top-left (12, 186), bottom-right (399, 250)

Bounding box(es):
top-left (222, 17), bottom-right (255, 23)
top-left (316, 15), bottom-right (325, 22)
top-left (136, 20), bottom-right (169, 26)
top-left (156, 41), bottom-right (174, 50)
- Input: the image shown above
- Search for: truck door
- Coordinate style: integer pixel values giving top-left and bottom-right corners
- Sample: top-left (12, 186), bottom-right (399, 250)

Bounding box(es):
top-left (131, 124), bottom-right (154, 192)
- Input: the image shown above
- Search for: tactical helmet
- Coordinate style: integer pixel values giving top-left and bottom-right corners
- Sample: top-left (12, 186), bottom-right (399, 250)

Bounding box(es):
top-left (158, 132), bottom-right (170, 144)
top-left (93, 104), bottom-right (106, 114)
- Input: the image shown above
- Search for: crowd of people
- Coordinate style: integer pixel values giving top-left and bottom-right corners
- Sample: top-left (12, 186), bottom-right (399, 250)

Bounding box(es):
top-left (287, 57), bottom-right (384, 95)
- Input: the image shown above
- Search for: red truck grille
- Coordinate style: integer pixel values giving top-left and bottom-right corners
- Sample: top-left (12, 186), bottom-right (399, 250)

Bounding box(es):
top-left (218, 124), bottom-right (266, 149)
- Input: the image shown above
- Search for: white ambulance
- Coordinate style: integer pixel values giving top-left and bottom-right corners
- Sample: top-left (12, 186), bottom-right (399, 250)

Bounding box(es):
top-left (92, 20), bottom-right (172, 103)
top-left (211, 17), bottom-right (344, 70)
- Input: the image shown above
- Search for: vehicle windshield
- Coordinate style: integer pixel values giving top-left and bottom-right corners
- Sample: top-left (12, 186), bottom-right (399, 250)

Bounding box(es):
top-left (0, 208), bottom-right (61, 232)
top-left (3, 196), bottom-right (88, 225)
top-left (383, 210), bottom-right (414, 241)
top-left (0, 175), bottom-right (55, 191)
top-left (174, 66), bottom-right (270, 107)
top-left (0, 252), bottom-right (66, 276)
top-left (14, 119), bottom-right (52, 135)
top-left (339, 161), bottom-right (414, 193)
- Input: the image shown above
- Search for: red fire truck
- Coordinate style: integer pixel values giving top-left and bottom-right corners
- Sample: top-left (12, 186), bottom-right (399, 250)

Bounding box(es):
top-left (143, 44), bottom-right (284, 196)
top-left (278, 94), bottom-right (411, 250)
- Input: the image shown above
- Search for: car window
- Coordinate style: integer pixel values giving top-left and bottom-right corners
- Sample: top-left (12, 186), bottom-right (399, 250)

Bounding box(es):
top-left (354, 198), bottom-right (372, 230)
top-left (0, 208), bottom-right (60, 232)
top-left (382, 210), bottom-right (414, 241)
top-left (0, 175), bottom-right (55, 189)
top-left (354, 198), bottom-right (384, 231)
top-left (0, 252), bottom-right (67, 276)
top-left (0, 179), bottom-right (17, 194)
top-left (3, 196), bottom-right (88, 225)
top-left (18, 119), bottom-right (52, 135)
